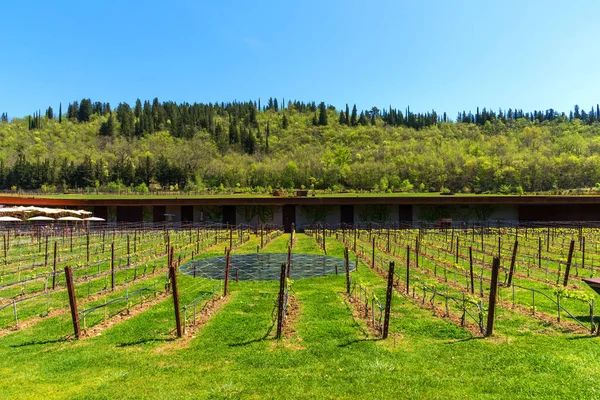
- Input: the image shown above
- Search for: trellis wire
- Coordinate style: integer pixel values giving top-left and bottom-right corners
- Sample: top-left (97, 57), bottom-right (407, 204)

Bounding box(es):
top-left (77, 277), bottom-right (167, 330)
top-left (351, 282), bottom-right (384, 334)
top-left (182, 285), bottom-right (220, 334)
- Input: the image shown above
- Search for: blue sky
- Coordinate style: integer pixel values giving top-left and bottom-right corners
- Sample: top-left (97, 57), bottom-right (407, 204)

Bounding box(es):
top-left (1, 0), bottom-right (599, 118)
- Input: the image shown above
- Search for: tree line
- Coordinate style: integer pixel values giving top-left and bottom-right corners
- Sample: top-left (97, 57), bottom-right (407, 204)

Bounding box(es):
top-left (1, 98), bottom-right (600, 194)
top-left (11, 97), bottom-right (600, 136)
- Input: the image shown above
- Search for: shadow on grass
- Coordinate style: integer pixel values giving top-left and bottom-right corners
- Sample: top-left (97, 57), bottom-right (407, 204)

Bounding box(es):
top-left (566, 334), bottom-right (598, 341)
top-left (443, 336), bottom-right (481, 345)
top-left (228, 321), bottom-right (275, 347)
top-left (116, 337), bottom-right (175, 347)
top-left (10, 337), bottom-right (68, 348)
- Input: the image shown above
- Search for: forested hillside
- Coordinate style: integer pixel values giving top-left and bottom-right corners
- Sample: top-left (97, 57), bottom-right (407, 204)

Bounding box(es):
top-left (1, 99), bottom-right (600, 194)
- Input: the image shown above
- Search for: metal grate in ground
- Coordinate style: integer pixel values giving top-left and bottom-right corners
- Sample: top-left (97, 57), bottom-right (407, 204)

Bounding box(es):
top-left (180, 253), bottom-right (356, 281)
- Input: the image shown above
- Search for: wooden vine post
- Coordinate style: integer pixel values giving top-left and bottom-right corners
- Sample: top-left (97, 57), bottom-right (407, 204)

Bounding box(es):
top-left (52, 241), bottom-right (58, 290)
top-left (404, 245), bottom-right (410, 294)
top-left (322, 225), bottom-right (327, 255)
top-left (497, 235), bottom-right (501, 259)
top-left (344, 247), bottom-right (351, 295)
top-left (286, 244), bottom-right (292, 278)
top-left (276, 263), bottom-right (286, 339)
top-left (507, 239), bottom-right (519, 286)
top-left (455, 237), bottom-right (459, 264)
top-left (383, 261), bottom-right (395, 339)
top-left (127, 234), bottom-right (130, 267)
top-left (538, 236), bottom-right (542, 270)
top-left (223, 248), bottom-right (231, 296)
top-left (111, 242), bottom-right (115, 291)
top-left (486, 257), bottom-right (501, 337)
top-left (582, 237), bottom-right (586, 272)
top-left (371, 237), bottom-right (375, 268)
top-left (387, 229), bottom-right (390, 253)
top-left (65, 266), bottom-right (81, 339)
top-left (415, 237), bottom-right (419, 269)
top-left (563, 240), bottom-right (575, 287)
top-left (469, 246), bottom-right (474, 294)
top-left (168, 263), bottom-right (182, 338)
top-left (44, 235), bottom-right (49, 269)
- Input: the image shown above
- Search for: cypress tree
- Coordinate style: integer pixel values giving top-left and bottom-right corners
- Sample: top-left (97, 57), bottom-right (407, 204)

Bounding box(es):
top-left (66, 102), bottom-right (78, 121)
top-left (358, 111), bottom-right (368, 126)
top-left (116, 103), bottom-right (135, 136)
top-left (282, 114), bottom-right (289, 129)
top-left (134, 99), bottom-right (142, 118)
top-left (78, 99), bottom-right (93, 122)
top-left (350, 104), bottom-right (358, 126)
top-left (265, 121), bottom-right (270, 153)
top-left (318, 102), bottom-right (328, 126)
top-left (229, 117), bottom-right (239, 144)
top-left (59, 103), bottom-right (62, 123)
top-left (249, 103), bottom-right (257, 125)
top-left (99, 112), bottom-right (115, 136)
top-left (345, 104), bottom-right (350, 125)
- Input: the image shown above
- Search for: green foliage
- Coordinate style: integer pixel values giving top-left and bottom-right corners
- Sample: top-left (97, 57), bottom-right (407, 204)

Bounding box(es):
top-left (398, 179), bottom-right (414, 192)
top-left (552, 285), bottom-right (594, 303)
top-left (99, 113), bottom-right (115, 136)
top-left (3, 99), bottom-right (600, 194)
top-left (133, 182), bottom-right (149, 193)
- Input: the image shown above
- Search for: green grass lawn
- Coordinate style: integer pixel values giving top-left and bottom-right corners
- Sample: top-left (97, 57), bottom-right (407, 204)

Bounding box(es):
top-left (0, 233), bottom-right (599, 399)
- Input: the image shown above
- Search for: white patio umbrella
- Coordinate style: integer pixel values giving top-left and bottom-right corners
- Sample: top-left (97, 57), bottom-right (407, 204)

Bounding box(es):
top-left (0, 216), bottom-right (22, 222)
top-left (27, 216), bottom-right (55, 221)
top-left (58, 216), bottom-right (83, 221)
top-left (83, 217), bottom-right (105, 221)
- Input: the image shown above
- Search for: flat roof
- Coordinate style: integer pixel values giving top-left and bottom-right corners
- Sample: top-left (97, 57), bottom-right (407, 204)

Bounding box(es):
top-left (3, 194), bottom-right (600, 207)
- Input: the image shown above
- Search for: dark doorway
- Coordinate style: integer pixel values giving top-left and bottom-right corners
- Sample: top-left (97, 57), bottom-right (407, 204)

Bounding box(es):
top-left (222, 206), bottom-right (236, 226)
top-left (341, 205), bottom-right (354, 226)
top-left (94, 206), bottom-right (108, 221)
top-left (519, 204), bottom-right (600, 221)
top-left (181, 206), bottom-right (193, 222)
top-left (117, 206), bottom-right (143, 222)
top-left (399, 205), bottom-right (413, 223)
top-left (153, 206), bottom-right (166, 222)
top-left (283, 205), bottom-right (296, 233)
